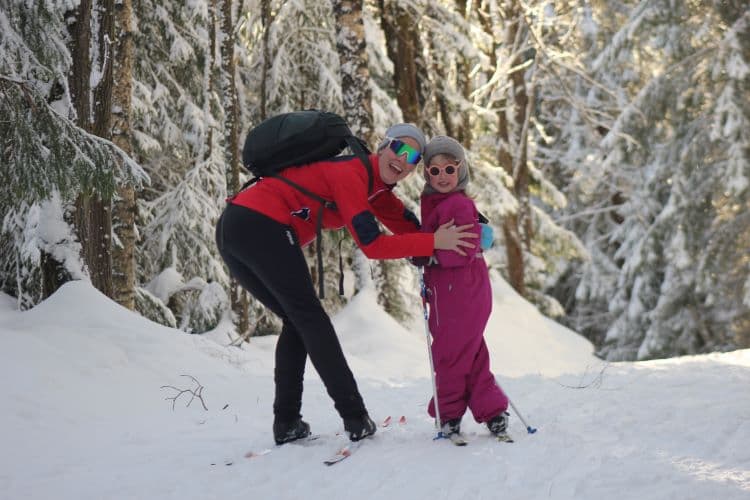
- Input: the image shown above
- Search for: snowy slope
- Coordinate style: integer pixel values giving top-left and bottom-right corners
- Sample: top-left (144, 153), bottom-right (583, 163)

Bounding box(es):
top-left (1, 280), bottom-right (749, 500)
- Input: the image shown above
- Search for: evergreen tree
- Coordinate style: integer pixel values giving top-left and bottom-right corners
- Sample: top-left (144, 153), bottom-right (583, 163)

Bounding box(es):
top-left (575, 1), bottom-right (750, 359)
top-left (131, 0), bottom-right (229, 331)
top-left (0, 1), bottom-right (145, 308)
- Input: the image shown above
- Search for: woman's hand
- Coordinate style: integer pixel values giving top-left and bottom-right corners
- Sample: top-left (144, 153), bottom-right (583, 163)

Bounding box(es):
top-left (433, 219), bottom-right (478, 256)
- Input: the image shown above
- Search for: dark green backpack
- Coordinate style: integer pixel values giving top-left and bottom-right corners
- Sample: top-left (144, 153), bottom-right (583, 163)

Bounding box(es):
top-left (242, 109), bottom-right (373, 192)
top-left (240, 110), bottom-right (374, 298)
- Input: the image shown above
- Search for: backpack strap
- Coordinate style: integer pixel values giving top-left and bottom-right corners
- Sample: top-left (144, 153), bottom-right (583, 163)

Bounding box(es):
top-left (338, 137), bottom-right (372, 297)
top-left (235, 177), bottom-right (259, 195)
top-left (270, 176), bottom-right (336, 299)
top-left (345, 136), bottom-right (374, 194)
top-left (232, 139), bottom-right (372, 299)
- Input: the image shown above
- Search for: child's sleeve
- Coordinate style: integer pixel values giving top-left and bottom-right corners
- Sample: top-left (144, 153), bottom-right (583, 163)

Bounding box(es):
top-left (433, 198), bottom-right (482, 268)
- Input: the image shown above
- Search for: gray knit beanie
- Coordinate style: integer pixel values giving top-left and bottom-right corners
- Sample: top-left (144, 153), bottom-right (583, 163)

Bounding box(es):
top-left (376, 123), bottom-right (427, 154)
top-left (422, 135), bottom-right (470, 194)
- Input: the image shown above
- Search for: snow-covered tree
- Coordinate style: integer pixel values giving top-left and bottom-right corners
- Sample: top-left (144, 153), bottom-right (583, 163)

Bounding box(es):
top-left (239, 0), bottom-right (419, 322)
top-left (131, 0), bottom-right (229, 331)
top-left (569, 1), bottom-right (750, 359)
top-left (529, 0), bottom-right (628, 339)
top-left (413, 0), bottom-right (585, 317)
top-left (0, 1), bottom-right (145, 308)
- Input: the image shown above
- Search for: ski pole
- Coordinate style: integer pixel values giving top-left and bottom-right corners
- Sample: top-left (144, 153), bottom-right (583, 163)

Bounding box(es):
top-left (419, 269), bottom-right (444, 439)
top-left (508, 398), bottom-right (537, 434)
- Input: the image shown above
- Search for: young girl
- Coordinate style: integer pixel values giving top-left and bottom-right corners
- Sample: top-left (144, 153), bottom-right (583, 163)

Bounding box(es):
top-left (419, 135), bottom-right (511, 441)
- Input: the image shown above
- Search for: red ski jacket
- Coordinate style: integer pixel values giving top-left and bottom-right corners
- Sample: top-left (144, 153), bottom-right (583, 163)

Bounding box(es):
top-left (230, 154), bottom-right (434, 259)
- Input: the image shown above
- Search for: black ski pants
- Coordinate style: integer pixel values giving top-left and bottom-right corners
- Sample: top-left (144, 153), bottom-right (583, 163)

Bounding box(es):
top-left (216, 203), bottom-right (366, 423)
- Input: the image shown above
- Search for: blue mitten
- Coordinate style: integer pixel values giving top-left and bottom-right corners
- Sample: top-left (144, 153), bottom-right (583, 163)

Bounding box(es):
top-left (480, 223), bottom-right (494, 250)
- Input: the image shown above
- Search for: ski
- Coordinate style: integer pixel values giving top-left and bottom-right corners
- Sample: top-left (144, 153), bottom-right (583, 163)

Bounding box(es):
top-left (494, 432), bottom-right (514, 443)
top-left (238, 434), bottom-right (322, 463)
top-left (323, 439), bottom-right (365, 466)
top-left (446, 433), bottom-right (468, 446)
top-left (439, 431), bottom-right (513, 446)
top-left (243, 448), bottom-right (272, 460)
top-left (380, 415), bottom-right (406, 427)
top-left (322, 415), bottom-right (395, 466)
top-left (237, 415), bottom-right (403, 466)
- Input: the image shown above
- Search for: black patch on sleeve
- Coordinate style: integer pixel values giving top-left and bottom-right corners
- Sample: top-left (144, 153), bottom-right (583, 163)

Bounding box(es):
top-left (291, 207), bottom-right (311, 221)
top-left (404, 208), bottom-right (421, 229)
top-left (352, 210), bottom-right (381, 245)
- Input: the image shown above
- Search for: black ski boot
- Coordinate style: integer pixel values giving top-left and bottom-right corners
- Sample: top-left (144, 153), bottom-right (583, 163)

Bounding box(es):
top-left (273, 417), bottom-right (311, 445)
top-left (440, 418), bottom-right (462, 437)
top-left (343, 413), bottom-right (377, 441)
top-left (487, 412), bottom-right (513, 442)
top-left (440, 418), bottom-right (467, 445)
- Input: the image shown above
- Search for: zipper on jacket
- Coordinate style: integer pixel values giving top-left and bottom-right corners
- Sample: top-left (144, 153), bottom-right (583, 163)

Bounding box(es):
top-left (432, 286), bottom-right (439, 327)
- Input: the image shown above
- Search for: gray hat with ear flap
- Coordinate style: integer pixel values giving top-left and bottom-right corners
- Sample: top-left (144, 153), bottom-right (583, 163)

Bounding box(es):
top-left (376, 123), bottom-right (427, 154)
top-left (422, 135), bottom-right (470, 194)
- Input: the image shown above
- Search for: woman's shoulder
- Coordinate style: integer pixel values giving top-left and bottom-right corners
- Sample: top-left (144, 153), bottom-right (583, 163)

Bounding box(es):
top-left (322, 155), bottom-right (384, 189)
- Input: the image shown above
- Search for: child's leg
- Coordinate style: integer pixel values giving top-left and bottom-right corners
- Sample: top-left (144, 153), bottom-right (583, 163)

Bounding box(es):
top-left (467, 339), bottom-right (509, 423)
top-left (427, 369), bottom-right (469, 422)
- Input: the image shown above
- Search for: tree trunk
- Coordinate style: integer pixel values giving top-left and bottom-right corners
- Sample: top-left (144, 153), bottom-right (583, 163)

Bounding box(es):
top-left (332, 0), bottom-right (377, 296)
top-left (64, 3), bottom-right (91, 301)
top-left (90, 0), bottom-right (115, 297)
top-left (506, 2), bottom-right (533, 283)
top-left (220, 0), bottom-right (250, 336)
top-left (426, 21), bottom-right (454, 138)
top-left (379, 0), bottom-right (420, 124)
top-left (112, 0), bottom-right (136, 310)
top-left (221, 0), bottom-right (241, 193)
top-left (66, 2), bottom-right (92, 128)
top-left (335, 0), bottom-right (406, 318)
top-left (478, 0), bottom-right (528, 296)
top-left (260, 0), bottom-right (274, 120)
top-left (332, 0), bottom-right (373, 143)
top-left (454, 0), bottom-right (472, 147)
top-left (67, 0), bottom-right (115, 298)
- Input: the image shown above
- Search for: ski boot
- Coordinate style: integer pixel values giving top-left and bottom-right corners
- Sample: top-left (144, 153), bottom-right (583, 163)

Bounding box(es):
top-left (441, 418), bottom-right (461, 436)
top-left (487, 411), bottom-right (514, 442)
top-left (273, 417), bottom-right (311, 445)
top-left (344, 413), bottom-right (377, 441)
top-left (441, 418), bottom-right (467, 446)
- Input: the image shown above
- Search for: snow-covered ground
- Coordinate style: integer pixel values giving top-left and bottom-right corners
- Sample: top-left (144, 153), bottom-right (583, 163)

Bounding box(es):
top-left (1, 277), bottom-right (748, 500)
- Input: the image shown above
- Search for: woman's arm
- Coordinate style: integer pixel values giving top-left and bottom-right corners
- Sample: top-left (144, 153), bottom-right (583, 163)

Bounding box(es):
top-left (329, 169), bottom-right (433, 259)
top-left (369, 190), bottom-right (422, 234)
top-left (330, 170), bottom-right (476, 260)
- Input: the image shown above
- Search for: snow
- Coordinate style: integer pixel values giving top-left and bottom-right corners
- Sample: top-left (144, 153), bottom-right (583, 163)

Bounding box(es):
top-left (13, 193), bottom-right (86, 281)
top-left (145, 266), bottom-right (185, 303)
top-left (1, 279), bottom-right (749, 500)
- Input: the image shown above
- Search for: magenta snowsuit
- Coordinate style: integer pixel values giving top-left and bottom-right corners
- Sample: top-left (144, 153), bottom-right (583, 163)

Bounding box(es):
top-left (421, 191), bottom-right (508, 423)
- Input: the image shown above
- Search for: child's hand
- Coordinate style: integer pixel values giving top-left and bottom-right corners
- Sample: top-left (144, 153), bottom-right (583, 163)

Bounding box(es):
top-left (480, 223), bottom-right (494, 250)
top-left (434, 219), bottom-right (478, 256)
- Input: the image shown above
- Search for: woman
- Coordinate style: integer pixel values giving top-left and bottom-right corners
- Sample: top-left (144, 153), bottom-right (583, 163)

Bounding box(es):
top-left (215, 124), bottom-right (477, 444)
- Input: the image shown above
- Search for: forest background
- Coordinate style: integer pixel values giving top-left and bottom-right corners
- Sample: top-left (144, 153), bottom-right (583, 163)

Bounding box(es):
top-left (1, 0), bottom-right (748, 361)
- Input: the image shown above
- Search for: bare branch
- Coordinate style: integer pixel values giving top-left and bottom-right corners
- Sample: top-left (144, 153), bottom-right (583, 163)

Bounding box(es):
top-left (160, 374), bottom-right (208, 410)
top-left (556, 363), bottom-right (610, 389)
